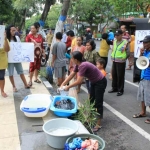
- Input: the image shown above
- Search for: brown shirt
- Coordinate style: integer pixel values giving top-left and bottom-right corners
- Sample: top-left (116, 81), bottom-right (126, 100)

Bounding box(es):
top-left (46, 33), bottom-right (53, 44)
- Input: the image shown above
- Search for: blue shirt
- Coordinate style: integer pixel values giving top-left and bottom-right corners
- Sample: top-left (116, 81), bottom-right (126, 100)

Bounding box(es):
top-left (141, 50), bottom-right (150, 80)
top-left (108, 32), bottom-right (114, 41)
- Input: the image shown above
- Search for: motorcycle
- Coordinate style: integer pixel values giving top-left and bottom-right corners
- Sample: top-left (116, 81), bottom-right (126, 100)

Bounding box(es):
top-left (41, 42), bottom-right (50, 67)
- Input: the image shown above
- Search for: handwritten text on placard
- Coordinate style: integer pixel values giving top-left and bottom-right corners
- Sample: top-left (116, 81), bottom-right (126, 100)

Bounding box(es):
top-left (8, 42), bottom-right (34, 63)
top-left (0, 25), bottom-right (5, 48)
top-left (134, 30), bottom-right (150, 58)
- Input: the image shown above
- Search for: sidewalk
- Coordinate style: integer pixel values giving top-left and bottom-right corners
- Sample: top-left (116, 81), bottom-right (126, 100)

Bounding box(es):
top-left (0, 63), bottom-right (89, 150)
top-left (0, 63), bottom-right (56, 150)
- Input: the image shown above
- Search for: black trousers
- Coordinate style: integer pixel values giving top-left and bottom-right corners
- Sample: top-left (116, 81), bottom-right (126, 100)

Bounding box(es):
top-left (112, 62), bottom-right (126, 93)
top-left (90, 78), bottom-right (107, 119)
top-left (100, 56), bottom-right (108, 69)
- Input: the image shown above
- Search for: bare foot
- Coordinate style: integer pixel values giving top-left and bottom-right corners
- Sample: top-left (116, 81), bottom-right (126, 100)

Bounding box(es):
top-left (76, 88), bottom-right (80, 94)
top-left (1, 92), bottom-right (8, 98)
top-left (13, 87), bottom-right (18, 92)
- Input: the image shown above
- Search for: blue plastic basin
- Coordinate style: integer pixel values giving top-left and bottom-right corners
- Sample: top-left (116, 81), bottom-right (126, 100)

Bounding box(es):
top-left (50, 96), bottom-right (77, 117)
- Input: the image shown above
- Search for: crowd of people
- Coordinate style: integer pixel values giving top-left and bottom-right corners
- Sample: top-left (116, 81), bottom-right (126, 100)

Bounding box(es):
top-left (0, 22), bottom-right (150, 130)
top-left (51, 25), bottom-right (150, 130)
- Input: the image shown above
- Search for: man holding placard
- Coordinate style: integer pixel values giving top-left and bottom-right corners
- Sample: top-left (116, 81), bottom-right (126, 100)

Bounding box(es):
top-left (0, 25), bottom-right (10, 97)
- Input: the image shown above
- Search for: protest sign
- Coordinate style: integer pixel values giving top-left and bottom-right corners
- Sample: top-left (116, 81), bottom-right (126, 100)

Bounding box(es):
top-left (8, 42), bottom-right (34, 63)
top-left (134, 30), bottom-right (150, 58)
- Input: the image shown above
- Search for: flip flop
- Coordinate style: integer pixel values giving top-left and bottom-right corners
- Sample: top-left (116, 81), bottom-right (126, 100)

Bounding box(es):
top-left (28, 81), bottom-right (32, 87)
top-left (145, 119), bottom-right (150, 124)
top-left (133, 114), bottom-right (146, 118)
top-left (25, 86), bottom-right (30, 89)
top-left (92, 126), bottom-right (102, 132)
top-left (34, 79), bottom-right (41, 83)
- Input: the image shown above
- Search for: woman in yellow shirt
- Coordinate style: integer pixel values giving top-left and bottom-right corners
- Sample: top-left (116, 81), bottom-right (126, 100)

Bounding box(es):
top-left (0, 34), bottom-right (10, 97)
top-left (99, 33), bottom-right (113, 69)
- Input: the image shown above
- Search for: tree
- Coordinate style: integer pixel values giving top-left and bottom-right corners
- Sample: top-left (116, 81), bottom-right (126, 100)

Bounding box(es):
top-left (0, 0), bottom-right (14, 24)
top-left (25, 15), bottom-right (41, 29)
top-left (40, 0), bottom-right (55, 22)
top-left (13, 0), bottom-right (44, 29)
top-left (45, 3), bottom-right (62, 29)
top-left (69, 0), bottom-right (114, 31)
top-left (108, 0), bottom-right (150, 18)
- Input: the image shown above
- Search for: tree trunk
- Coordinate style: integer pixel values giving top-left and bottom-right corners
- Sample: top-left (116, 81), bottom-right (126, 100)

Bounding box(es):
top-left (40, 0), bottom-right (55, 22)
top-left (49, 0), bottom-right (70, 63)
top-left (60, 0), bottom-right (70, 16)
top-left (20, 9), bottom-right (27, 30)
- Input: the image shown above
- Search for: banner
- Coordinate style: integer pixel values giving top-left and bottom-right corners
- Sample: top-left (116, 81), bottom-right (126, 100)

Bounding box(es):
top-left (8, 42), bottom-right (34, 63)
top-left (134, 30), bottom-right (150, 58)
top-left (0, 25), bottom-right (5, 48)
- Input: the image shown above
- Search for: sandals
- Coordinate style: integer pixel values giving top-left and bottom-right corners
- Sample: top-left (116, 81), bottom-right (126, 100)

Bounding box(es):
top-left (28, 81), bottom-right (32, 87)
top-left (145, 119), bottom-right (150, 124)
top-left (133, 113), bottom-right (146, 118)
top-left (25, 86), bottom-right (30, 89)
top-left (34, 79), bottom-right (41, 83)
top-left (92, 125), bottom-right (102, 132)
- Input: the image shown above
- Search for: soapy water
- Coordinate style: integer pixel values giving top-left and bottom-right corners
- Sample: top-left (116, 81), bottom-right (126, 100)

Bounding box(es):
top-left (48, 127), bottom-right (75, 136)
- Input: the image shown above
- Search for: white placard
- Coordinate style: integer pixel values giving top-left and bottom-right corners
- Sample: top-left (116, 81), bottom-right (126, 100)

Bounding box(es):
top-left (0, 25), bottom-right (5, 48)
top-left (134, 30), bottom-right (150, 58)
top-left (8, 42), bottom-right (34, 63)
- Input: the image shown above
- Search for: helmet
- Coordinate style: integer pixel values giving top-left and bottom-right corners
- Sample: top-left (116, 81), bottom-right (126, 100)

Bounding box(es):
top-left (86, 28), bottom-right (91, 31)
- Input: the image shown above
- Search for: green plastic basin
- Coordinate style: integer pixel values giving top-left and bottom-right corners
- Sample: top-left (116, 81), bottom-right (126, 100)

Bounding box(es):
top-left (66, 133), bottom-right (105, 150)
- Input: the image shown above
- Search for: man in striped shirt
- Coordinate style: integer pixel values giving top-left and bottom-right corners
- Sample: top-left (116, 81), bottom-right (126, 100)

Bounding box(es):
top-left (120, 25), bottom-right (130, 41)
top-left (120, 25), bottom-right (131, 68)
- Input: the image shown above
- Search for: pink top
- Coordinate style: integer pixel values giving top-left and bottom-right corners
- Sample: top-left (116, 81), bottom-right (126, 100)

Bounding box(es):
top-left (72, 45), bottom-right (86, 54)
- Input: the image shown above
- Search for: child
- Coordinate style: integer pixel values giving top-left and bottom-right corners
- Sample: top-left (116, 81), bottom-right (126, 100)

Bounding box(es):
top-left (96, 58), bottom-right (107, 77)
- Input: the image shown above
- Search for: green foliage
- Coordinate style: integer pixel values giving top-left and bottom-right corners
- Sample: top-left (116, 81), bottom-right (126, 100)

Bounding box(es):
top-left (74, 99), bottom-right (99, 130)
top-left (69, 0), bottom-right (113, 27)
top-left (0, 0), bottom-right (14, 23)
top-left (108, 0), bottom-right (150, 17)
top-left (25, 15), bottom-right (40, 29)
top-left (45, 3), bottom-right (62, 28)
top-left (39, 67), bottom-right (47, 78)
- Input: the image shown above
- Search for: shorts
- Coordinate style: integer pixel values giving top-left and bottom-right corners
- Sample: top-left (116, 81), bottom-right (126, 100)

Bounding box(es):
top-left (0, 69), bottom-right (5, 80)
top-left (8, 63), bottom-right (24, 76)
top-left (54, 66), bottom-right (66, 78)
top-left (29, 58), bottom-right (41, 72)
top-left (137, 79), bottom-right (150, 106)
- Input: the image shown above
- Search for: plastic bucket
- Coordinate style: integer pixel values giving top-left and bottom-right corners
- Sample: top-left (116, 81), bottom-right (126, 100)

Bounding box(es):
top-left (43, 118), bottom-right (78, 149)
top-left (66, 133), bottom-right (105, 150)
